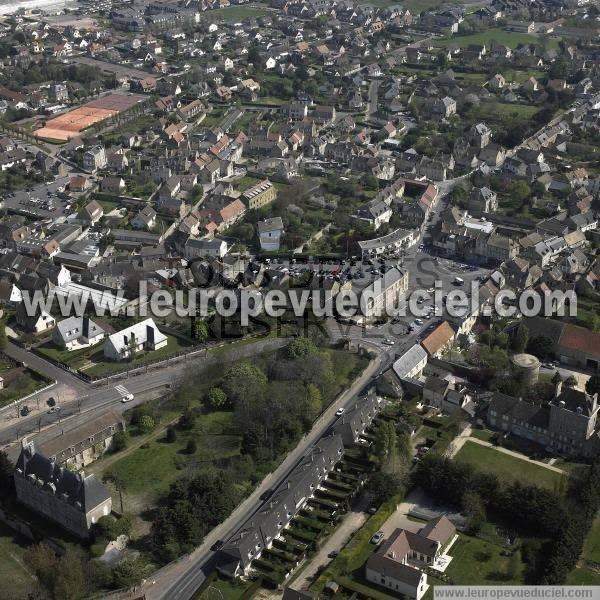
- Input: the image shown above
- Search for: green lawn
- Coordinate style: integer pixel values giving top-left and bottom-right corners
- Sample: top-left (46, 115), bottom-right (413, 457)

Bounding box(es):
top-left (0, 523), bottom-right (36, 597)
top-left (455, 441), bottom-right (566, 491)
top-left (470, 429), bottom-right (495, 442)
top-left (566, 566), bottom-right (600, 585)
top-left (357, 0), bottom-right (457, 10)
top-left (444, 534), bottom-right (524, 585)
top-left (197, 577), bottom-right (254, 600)
top-left (436, 28), bottom-right (560, 50)
top-left (581, 515), bottom-right (600, 564)
top-left (35, 339), bottom-right (103, 368)
top-left (81, 335), bottom-right (192, 377)
top-left (204, 3), bottom-right (270, 22)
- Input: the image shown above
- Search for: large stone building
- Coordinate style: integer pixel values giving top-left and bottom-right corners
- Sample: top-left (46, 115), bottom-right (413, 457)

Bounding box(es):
top-left (242, 179), bottom-right (277, 210)
top-left (38, 410), bottom-right (125, 470)
top-left (357, 267), bottom-right (408, 321)
top-left (14, 440), bottom-right (112, 538)
top-left (486, 382), bottom-right (600, 457)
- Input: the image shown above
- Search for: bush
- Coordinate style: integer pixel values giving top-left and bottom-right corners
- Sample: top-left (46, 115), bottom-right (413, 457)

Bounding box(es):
top-left (166, 427), bottom-right (177, 443)
top-left (139, 415), bottom-right (155, 434)
top-left (186, 439), bottom-right (198, 454)
top-left (112, 431), bottom-right (128, 452)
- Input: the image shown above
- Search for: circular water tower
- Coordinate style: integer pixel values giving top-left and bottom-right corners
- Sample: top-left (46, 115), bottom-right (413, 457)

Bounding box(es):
top-left (511, 353), bottom-right (541, 387)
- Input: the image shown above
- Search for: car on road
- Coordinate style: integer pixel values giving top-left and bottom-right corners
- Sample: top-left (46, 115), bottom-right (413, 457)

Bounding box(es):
top-left (383, 338), bottom-right (395, 346)
top-left (47, 406), bottom-right (61, 414)
top-left (370, 531), bottom-right (385, 544)
top-left (336, 408), bottom-right (346, 417)
top-left (415, 318), bottom-right (423, 325)
top-left (368, 507), bottom-right (378, 515)
top-left (260, 489), bottom-right (275, 501)
top-left (328, 550), bottom-right (339, 558)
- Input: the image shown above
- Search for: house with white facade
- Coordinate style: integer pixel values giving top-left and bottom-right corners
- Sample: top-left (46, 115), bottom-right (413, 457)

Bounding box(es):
top-left (103, 318), bottom-right (167, 361)
top-left (52, 316), bottom-right (106, 351)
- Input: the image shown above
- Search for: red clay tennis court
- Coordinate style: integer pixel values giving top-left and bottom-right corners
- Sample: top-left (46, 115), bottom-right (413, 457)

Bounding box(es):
top-left (34, 93), bottom-right (146, 141)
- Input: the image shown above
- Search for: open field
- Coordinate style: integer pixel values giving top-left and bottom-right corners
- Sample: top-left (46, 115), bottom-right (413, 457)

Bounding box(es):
top-left (0, 523), bottom-right (36, 597)
top-left (203, 3), bottom-right (270, 21)
top-left (443, 534), bottom-right (524, 585)
top-left (436, 28), bottom-right (561, 50)
top-left (455, 441), bottom-right (565, 491)
top-left (98, 411), bottom-right (240, 504)
top-left (357, 0), bottom-right (458, 10)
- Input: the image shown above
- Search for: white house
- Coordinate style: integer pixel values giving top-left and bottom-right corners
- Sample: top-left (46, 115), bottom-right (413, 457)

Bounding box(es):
top-left (103, 318), bottom-right (168, 361)
top-left (52, 316), bottom-right (106, 351)
top-left (257, 217), bottom-right (284, 251)
top-left (184, 237), bottom-right (228, 259)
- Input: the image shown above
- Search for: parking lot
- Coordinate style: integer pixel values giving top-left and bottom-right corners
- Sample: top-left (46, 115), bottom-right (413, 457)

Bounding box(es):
top-left (2, 176), bottom-right (73, 220)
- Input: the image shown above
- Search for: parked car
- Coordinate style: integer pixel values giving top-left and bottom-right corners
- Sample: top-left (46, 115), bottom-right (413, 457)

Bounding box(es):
top-left (336, 407), bottom-right (346, 417)
top-left (370, 531), bottom-right (385, 544)
top-left (211, 540), bottom-right (224, 552)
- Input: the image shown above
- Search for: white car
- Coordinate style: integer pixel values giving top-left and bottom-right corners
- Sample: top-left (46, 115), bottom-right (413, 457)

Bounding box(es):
top-left (415, 318), bottom-right (424, 325)
top-left (383, 338), bottom-right (395, 346)
top-left (336, 408), bottom-right (345, 417)
top-left (370, 531), bottom-right (385, 544)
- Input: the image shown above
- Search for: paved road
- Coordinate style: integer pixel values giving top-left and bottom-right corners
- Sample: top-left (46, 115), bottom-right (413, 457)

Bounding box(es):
top-left (0, 345), bottom-right (186, 451)
top-left (144, 354), bottom-right (383, 600)
top-left (366, 80), bottom-right (380, 116)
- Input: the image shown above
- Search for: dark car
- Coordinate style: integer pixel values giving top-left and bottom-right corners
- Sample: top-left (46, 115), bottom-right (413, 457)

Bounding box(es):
top-left (260, 488), bottom-right (275, 502)
top-left (211, 540), bottom-right (224, 552)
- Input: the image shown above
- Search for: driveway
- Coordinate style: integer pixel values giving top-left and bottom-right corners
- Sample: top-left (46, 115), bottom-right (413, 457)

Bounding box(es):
top-left (379, 488), bottom-right (431, 538)
top-left (290, 495), bottom-right (370, 592)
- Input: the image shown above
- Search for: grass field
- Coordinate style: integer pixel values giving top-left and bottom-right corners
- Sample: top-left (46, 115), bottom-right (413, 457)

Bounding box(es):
top-left (0, 524), bottom-right (35, 597)
top-left (436, 28), bottom-right (560, 50)
top-left (455, 441), bottom-right (565, 491)
top-left (203, 3), bottom-right (270, 22)
top-left (98, 411), bottom-right (240, 503)
top-left (444, 534), bottom-right (524, 585)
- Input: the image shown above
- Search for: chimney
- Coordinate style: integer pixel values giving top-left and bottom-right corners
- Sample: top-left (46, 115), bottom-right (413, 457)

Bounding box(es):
top-left (147, 324), bottom-right (155, 347)
top-left (577, 406), bottom-right (583, 415)
top-left (82, 316), bottom-right (90, 339)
